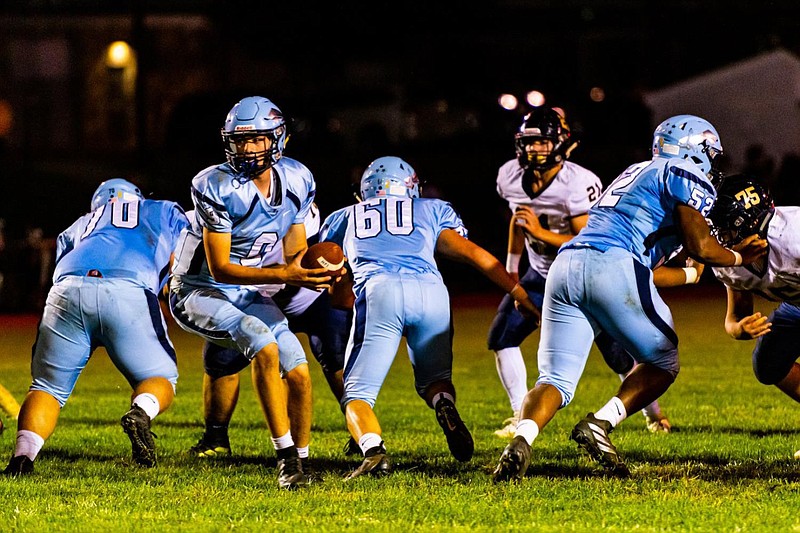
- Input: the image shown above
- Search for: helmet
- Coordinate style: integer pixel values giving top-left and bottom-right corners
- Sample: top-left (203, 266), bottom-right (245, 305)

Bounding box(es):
top-left (652, 114), bottom-right (723, 177)
top-left (514, 107), bottom-right (574, 171)
top-left (221, 96), bottom-right (287, 178)
top-left (90, 178), bottom-right (143, 211)
top-left (360, 156), bottom-right (420, 200)
top-left (708, 173), bottom-right (774, 247)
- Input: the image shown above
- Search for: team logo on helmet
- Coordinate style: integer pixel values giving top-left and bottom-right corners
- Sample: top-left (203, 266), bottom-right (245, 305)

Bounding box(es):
top-left (708, 174), bottom-right (774, 247)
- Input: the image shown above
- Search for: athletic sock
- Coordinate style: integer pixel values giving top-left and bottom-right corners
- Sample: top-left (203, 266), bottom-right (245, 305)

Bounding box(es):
top-left (15, 430), bottom-right (45, 461)
top-left (514, 419), bottom-right (539, 446)
top-left (431, 391), bottom-right (455, 409)
top-left (296, 445), bottom-right (309, 459)
top-left (132, 393), bottom-right (160, 420)
top-left (358, 432), bottom-right (383, 455)
top-left (271, 431), bottom-right (295, 451)
top-left (495, 347), bottom-right (528, 413)
top-left (594, 397), bottom-right (627, 428)
top-left (205, 423), bottom-right (229, 443)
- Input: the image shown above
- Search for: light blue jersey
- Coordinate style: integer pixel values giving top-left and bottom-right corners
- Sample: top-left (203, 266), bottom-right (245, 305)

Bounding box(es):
top-left (171, 157), bottom-right (316, 292)
top-left (564, 158), bottom-right (716, 269)
top-left (319, 196), bottom-right (467, 407)
top-left (536, 156), bottom-right (715, 407)
top-left (31, 198), bottom-right (188, 406)
top-left (55, 199), bottom-right (188, 292)
top-left (168, 158), bottom-right (315, 374)
top-left (320, 197), bottom-right (466, 294)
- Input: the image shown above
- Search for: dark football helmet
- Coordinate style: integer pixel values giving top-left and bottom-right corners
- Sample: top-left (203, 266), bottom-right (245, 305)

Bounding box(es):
top-left (514, 107), bottom-right (576, 171)
top-left (221, 96), bottom-right (287, 178)
top-left (708, 173), bottom-right (774, 247)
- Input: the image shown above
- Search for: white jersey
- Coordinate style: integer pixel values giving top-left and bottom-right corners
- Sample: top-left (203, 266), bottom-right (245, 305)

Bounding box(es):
top-left (713, 207), bottom-right (800, 304)
top-left (496, 159), bottom-right (602, 277)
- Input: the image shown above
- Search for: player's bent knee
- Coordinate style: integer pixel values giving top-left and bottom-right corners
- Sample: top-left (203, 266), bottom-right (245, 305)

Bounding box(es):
top-left (285, 363), bottom-right (311, 385)
top-left (536, 379), bottom-right (572, 408)
top-left (341, 394), bottom-right (377, 410)
top-left (753, 363), bottom-right (788, 385)
top-left (29, 383), bottom-right (70, 408)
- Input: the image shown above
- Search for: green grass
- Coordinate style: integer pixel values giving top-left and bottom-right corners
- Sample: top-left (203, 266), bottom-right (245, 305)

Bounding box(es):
top-left (0, 285), bottom-right (798, 531)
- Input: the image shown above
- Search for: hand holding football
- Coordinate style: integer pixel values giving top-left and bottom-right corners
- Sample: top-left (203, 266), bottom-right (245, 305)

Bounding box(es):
top-left (301, 242), bottom-right (345, 272)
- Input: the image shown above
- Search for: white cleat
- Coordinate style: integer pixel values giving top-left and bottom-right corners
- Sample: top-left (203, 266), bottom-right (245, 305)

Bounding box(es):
top-left (645, 413), bottom-right (672, 434)
top-left (493, 413), bottom-right (519, 439)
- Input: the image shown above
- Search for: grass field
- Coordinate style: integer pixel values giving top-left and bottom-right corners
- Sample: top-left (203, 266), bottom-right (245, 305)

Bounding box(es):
top-left (0, 284), bottom-right (798, 531)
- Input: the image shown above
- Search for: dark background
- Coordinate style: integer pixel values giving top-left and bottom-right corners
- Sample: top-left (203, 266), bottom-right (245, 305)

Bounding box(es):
top-left (1, 0), bottom-right (799, 308)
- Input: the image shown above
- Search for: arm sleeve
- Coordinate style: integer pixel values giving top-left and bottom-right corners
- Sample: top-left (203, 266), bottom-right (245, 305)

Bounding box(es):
top-left (435, 201), bottom-right (468, 239)
top-left (54, 218), bottom-right (83, 264)
top-left (320, 209), bottom-right (347, 247)
top-left (664, 163), bottom-right (717, 216)
top-left (165, 202), bottom-right (190, 244)
top-left (567, 171), bottom-right (602, 217)
top-left (293, 167), bottom-right (317, 225)
top-left (191, 181), bottom-right (232, 233)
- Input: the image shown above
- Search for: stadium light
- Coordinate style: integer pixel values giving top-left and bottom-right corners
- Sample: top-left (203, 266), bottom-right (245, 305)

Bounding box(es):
top-left (526, 90), bottom-right (545, 107)
top-left (590, 87), bottom-right (606, 102)
top-left (498, 94), bottom-right (518, 111)
top-left (106, 41), bottom-right (133, 69)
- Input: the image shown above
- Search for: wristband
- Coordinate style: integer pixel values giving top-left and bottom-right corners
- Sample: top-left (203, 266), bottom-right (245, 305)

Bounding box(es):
top-left (505, 253), bottom-right (521, 273)
top-left (509, 283), bottom-right (528, 301)
top-left (682, 267), bottom-right (699, 284)
top-left (731, 250), bottom-right (743, 266)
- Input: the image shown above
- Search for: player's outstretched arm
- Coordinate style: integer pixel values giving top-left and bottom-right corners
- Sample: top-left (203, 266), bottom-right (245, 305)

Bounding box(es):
top-left (652, 256), bottom-right (705, 288)
top-left (724, 285), bottom-right (772, 340)
top-left (676, 205), bottom-right (768, 266)
top-left (436, 229), bottom-right (540, 321)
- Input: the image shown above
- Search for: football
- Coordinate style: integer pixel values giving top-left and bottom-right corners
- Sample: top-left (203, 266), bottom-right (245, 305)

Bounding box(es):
top-left (301, 242), bottom-right (345, 271)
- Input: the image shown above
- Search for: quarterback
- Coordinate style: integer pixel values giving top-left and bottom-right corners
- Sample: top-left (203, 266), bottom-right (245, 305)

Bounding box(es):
top-left (169, 96), bottom-right (334, 489)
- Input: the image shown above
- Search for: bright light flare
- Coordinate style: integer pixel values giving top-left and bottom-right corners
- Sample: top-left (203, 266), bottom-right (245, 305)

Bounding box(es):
top-left (498, 94), bottom-right (518, 111)
top-left (589, 87), bottom-right (606, 102)
top-left (106, 41), bottom-right (133, 68)
top-left (526, 91), bottom-right (545, 107)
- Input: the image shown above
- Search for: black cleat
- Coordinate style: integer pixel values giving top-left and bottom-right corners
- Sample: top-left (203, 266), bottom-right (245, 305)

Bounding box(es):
top-left (189, 435), bottom-right (231, 458)
top-left (3, 455), bottom-right (34, 477)
top-left (492, 435), bottom-right (531, 482)
top-left (276, 448), bottom-right (308, 490)
top-left (299, 457), bottom-right (320, 483)
top-left (343, 436), bottom-right (361, 456)
top-left (345, 444), bottom-right (391, 480)
top-left (435, 398), bottom-right (474, 462)
top-left (120, 405), bottom-right (156, 467)
top-left (570, 412), bottom-right (630, 477)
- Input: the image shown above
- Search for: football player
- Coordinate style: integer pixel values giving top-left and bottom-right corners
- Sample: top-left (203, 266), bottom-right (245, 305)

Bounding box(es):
top-left (492, 115), bottom-right (769, 481)
top-left (168, 96), bottom-right (337, 489)
top-left (189, 203), bottom-right (352, 466)
top-left (320, 156), bottom-right (538, 479)
top-left (707, 174), bottom-right (800, 456)
top-left (489, 107), bottom-right (672, 437)
top-left (3, 179), bottom-right (188, 476)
